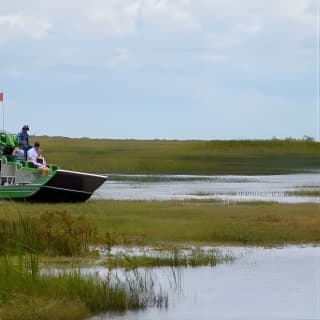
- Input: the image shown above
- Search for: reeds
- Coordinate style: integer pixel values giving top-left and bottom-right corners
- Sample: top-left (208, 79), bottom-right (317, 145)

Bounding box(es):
top-left (105, 247), bottom-right (234, 270)
top-left (0, 208), bottom-right (171, 319)
top-left (0, 255), bottom-right (167, 320)
top-left (0, 211), bottom-right (97, 256)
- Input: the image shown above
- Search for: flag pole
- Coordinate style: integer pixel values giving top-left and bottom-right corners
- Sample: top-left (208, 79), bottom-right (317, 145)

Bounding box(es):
top-left (317, 0), bottom-right (320, 141)
top-left (0, 92), bottom-right (3, 132)
top-left (2, 99), bottom-right (4, 132)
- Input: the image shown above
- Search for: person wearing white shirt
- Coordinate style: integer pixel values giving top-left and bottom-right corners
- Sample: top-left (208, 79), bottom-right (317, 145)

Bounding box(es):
top-left (27, 141), bottom-right (49, 176)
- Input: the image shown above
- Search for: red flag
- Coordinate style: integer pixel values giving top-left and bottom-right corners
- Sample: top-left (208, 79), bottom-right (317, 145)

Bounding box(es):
top-left (0, 92), bottom-right (3, 102)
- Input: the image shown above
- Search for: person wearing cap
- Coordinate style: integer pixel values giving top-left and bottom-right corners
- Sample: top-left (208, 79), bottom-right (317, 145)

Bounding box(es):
top-left (27, 141), bottom-right (49, 176)
top-left (17, 125), bottom-right (31, 159)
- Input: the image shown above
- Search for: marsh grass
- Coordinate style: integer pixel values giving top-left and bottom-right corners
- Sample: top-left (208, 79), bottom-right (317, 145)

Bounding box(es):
top-left (0, 201), bottom-right (319, 246)
top-left (0, 211), bottom-right (98, 256)
top-left (0, 199), bottom-right (318, 318)
top-left (35, 136), bottom-right (320, 175)
top-left (287, 189), bottom-right (320, 197)
top-left (84, 200), bottom-right (320, 245)
top-left (105, 248), bottom-right (234, 270)
top-left (0, 255), bottom-right (167, 320)
top-left (121, 268), bottom-right (169, 309)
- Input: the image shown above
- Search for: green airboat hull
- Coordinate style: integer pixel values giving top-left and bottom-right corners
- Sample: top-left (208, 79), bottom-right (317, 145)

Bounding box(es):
top-left (0, 170), bottom-right (106, 202)
top-left (0, 131), bottom-right (106, 202)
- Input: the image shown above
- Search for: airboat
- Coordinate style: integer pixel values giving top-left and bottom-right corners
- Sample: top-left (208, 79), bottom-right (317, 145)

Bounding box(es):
top-left (0, 131), bottom-right (106, 202)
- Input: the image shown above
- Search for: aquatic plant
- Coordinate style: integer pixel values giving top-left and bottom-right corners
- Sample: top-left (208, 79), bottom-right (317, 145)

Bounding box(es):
top-left (105, 247), bottom-right (234, 270)
top-left (0, 255), bottom-right (168, 320)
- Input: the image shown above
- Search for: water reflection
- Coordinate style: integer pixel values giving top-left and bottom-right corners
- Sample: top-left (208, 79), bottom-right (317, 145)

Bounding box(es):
top-left (93, 173), bottom-right (320, 203)
top-left (88, 246), bottom-right (320, 320)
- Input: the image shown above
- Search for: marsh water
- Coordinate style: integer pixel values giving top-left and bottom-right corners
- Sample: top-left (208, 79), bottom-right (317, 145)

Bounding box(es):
top-left (88, 174), bottom-right (320, 319)
top-left (93, 172), bottom-right (320, 203)
top-left (86, 245), bottom-right (320, 320)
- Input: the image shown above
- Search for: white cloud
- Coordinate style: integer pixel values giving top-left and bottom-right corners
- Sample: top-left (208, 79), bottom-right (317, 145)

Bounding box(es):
top-left (84, 0), bottom-right (140, 35)
top-left (139, 0), bottom-right (201, 32)
top-left (0, 13), bottom-right (52, 44)
top-left (1, 0), bottom-right (315, 44)
top-left (76, 0), bottom-right (202, 35)
top-left (107, 47), bottom-right (139, 71)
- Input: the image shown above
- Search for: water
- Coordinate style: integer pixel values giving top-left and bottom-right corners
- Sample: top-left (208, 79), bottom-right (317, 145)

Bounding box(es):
top-left (93, 173), bottom-right (320, 203)
top-left (87, 173), bottom-right (320, 318)
top-left (87, 246), bottom-right (320, 320)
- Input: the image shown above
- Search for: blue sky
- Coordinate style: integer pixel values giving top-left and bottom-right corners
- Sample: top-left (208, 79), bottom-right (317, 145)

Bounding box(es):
top-left (0, 0), bottom-right (318, 140)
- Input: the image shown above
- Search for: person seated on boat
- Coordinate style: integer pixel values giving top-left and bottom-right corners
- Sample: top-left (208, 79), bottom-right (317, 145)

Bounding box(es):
top-left (17, 124), bottom-right (32, 159)
top-left (27, 142), bottom-right (49, 176)
top-left (12, 141), bottom-right (25, 162)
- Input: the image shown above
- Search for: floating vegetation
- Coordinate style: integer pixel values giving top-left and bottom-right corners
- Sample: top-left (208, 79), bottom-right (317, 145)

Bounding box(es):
top-left (104, 247), bottom-right (235, 270)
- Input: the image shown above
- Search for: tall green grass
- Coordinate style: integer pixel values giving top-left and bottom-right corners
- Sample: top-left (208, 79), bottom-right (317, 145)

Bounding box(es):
top-left (34, 136), bottom-right (320, 174)
top-left (0, 211), bottom-right (97, 256)
top-left (0, 207), bottom-right (173, 319)
top-left (0, 255), bottom-right (165, 320)
top-left (1, 201), bottom-right (319, 246)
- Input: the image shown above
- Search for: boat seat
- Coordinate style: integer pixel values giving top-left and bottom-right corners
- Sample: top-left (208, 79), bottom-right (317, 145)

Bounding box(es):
top-left (24, 161), bottom-right (56, 172)
top-left (20, 161), bottom-right (40, 170)
top-left (15, 169), bottom-right (40, 185)
top-left (0, 163), bottom-right (16, 185)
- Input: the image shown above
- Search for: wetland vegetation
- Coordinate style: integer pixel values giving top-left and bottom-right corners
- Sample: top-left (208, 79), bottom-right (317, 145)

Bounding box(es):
top-left (1, 137), bottom-right (319, 319)
top-left (0, 210), bottom-right (168, 320)
top-left (1, 200), bottom-right (319, 319)
top-left (1, 200), bottom-right (319, 247)
top-left (105, 247), bottom-right (235, 270)
top-left (287, 189), bottom-right (320, 197)
top-left (35, 136), bottom-right (320, 175)
top-left (0, 254), bottom-right (161, 320)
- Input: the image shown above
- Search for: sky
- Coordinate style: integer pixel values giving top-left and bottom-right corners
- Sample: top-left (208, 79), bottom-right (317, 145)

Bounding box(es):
top-left (0, 0), bottom-right (319, 140)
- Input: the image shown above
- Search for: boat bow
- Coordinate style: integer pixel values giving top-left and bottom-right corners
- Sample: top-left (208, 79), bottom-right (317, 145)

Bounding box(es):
top-left (28, 170), bottom-right (107, 202)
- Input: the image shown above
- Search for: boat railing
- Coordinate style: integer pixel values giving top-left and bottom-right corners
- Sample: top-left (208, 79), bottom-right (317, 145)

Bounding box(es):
top-left (0, 159), bottom-right (17, 185)
top-left (0, 155), bottom-right (59, 186)
top-left (19, 161), bottom-right (58, 172)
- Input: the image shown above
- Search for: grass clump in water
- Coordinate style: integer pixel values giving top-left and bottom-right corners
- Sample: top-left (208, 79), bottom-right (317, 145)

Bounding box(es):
top-left (105, 247), bottom-right (234, 270)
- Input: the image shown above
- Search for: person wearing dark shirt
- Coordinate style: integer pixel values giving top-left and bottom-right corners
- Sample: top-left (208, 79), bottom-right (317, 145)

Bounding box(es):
top-left (17, 125), bottom-right (31, 159)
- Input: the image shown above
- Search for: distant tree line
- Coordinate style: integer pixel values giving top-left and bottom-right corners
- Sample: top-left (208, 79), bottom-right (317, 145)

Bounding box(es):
top-left (272, 135), bottom-right (315, 142)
